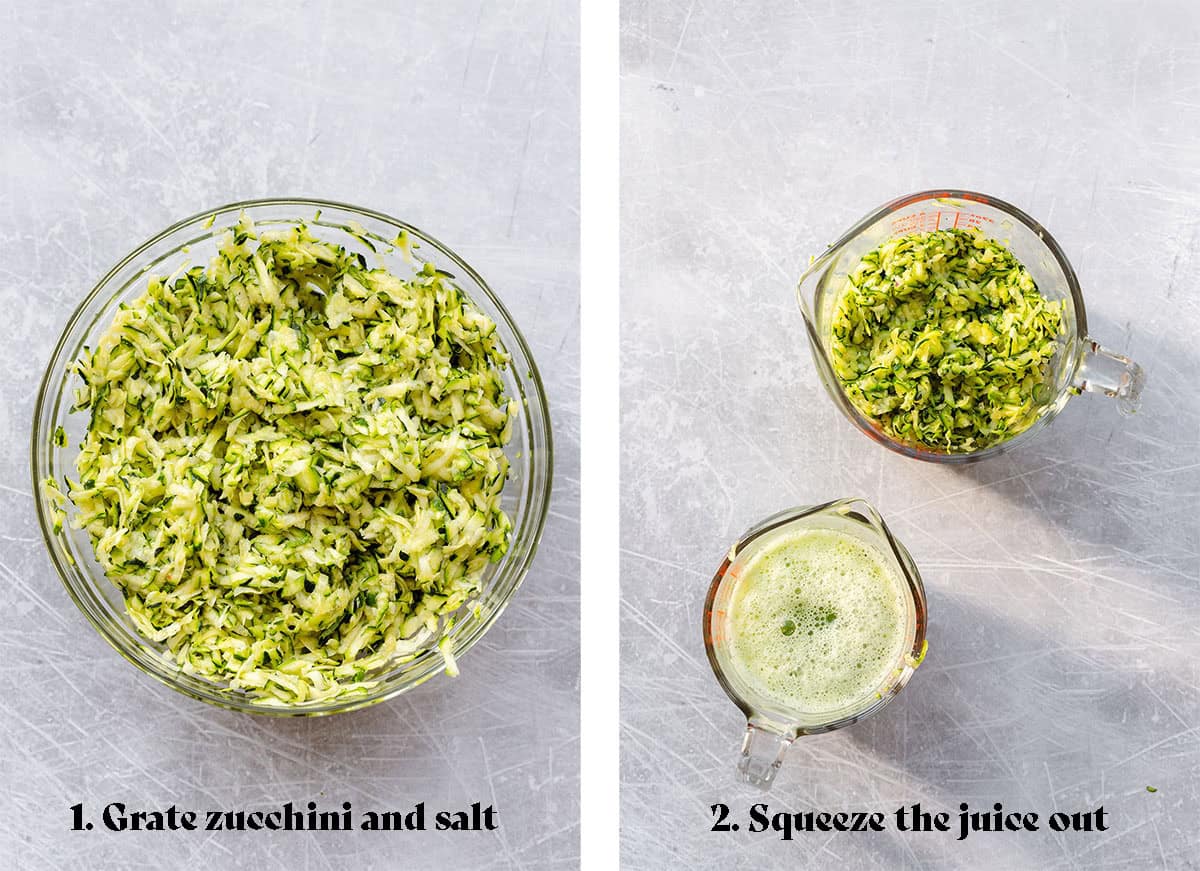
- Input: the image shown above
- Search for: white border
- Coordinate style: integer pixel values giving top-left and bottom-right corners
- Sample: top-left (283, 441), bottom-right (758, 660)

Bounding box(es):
top-left (579, 0), bottom-right (620, 866)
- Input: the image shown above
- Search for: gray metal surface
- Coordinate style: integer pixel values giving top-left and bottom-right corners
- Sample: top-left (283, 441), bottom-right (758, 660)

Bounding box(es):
top-left (621, 1), bottom-right (1200, 868)
top-left (0, 2), bottom-right (578, 868)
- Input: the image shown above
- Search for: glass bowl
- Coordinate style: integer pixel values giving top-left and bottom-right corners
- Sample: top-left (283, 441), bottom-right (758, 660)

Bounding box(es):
top-left (31, 198), bottom-right (553, 716)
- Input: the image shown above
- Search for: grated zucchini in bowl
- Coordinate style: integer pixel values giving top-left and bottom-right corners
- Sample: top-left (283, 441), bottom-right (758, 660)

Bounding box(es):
top-left (46, 216), bottom-right (515, 704)
top-left (830, 227), bottom-right (1064, 453)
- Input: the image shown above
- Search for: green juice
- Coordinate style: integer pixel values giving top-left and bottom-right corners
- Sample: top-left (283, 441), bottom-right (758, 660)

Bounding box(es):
top-left (727, 527), bottom-right (909, 714)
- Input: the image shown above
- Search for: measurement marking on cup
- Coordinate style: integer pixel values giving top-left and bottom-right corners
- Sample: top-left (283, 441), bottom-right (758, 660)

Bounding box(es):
top-left (890, 210), bottom-right (996, 235)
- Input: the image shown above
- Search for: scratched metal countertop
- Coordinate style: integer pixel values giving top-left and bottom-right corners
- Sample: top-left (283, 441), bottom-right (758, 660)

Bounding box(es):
top-left (621, 1), bottom-right (1200, 868)
top-left (0, 2), bottom-right (579, 868)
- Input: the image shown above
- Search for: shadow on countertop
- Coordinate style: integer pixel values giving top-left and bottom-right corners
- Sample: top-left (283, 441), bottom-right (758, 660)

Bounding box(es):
top-left (939, 310), bottom-right (1200, 587)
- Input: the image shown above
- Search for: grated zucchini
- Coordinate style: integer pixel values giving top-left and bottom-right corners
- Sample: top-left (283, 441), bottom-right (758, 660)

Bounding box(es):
top-left (831, 227), bottom-right (1064, 453)
top-left (49, 215), bottom-right (515, 704)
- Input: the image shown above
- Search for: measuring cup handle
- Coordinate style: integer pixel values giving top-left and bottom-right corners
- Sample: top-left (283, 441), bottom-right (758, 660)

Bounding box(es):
top-left (738, 722), bottom-right (795, 789)
top-left (1074, 338), bottom-right (1145, 414)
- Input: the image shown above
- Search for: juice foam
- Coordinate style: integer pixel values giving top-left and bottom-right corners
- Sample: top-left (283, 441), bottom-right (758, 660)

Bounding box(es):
top-left (727, 527), bottom-right (909, 715)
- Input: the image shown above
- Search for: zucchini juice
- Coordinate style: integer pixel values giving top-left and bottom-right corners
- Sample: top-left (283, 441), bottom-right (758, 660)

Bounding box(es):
top-left (726, 527), bottom-right (910, 715)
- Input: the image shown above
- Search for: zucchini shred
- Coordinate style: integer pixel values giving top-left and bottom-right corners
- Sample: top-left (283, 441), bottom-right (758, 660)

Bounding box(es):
top-left (47, 215), bottom-right (516, 704)
top-left (830, 227), bottom-right (1064, 453)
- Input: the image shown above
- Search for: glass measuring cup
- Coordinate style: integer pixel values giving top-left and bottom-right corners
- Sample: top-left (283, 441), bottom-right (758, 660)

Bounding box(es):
top-left (703, 499), bottom-right (928, 789)
top-left (796, 190), bottom-right (1145, 462)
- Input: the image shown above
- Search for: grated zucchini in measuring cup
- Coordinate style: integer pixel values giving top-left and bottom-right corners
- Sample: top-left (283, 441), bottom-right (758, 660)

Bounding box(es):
top-left (831, 227), bottom-right (1064, 453)
top-left (49, 216), bottom-right (515, 704)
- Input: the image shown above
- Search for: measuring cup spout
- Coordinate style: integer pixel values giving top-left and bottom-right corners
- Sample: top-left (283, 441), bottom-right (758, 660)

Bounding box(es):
top-left (1074, 339), bottom-right (1145, 414)
top-left (737, 722), bottom-right (794, 789)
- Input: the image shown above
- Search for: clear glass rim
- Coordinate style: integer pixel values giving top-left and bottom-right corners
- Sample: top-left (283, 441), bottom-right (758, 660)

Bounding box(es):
top-left (31, 197), bottom-right (553, 716)
top-left (797, 188), bottom-right (1086, 463)
top-left (703, 498), bottom-right (928, 735)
